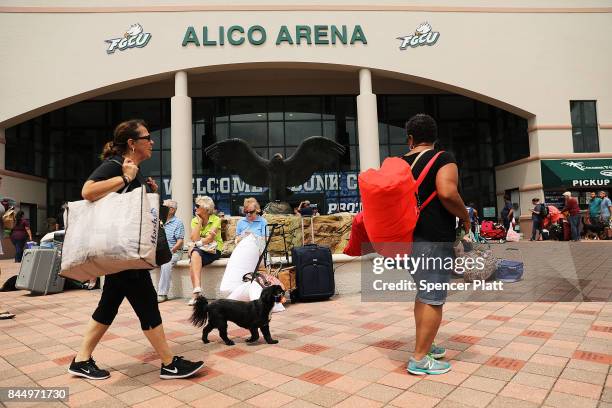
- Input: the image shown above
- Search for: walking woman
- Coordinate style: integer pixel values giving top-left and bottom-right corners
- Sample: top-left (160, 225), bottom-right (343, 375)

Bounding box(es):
top-left (10, 211), bottom-right (32, 262)
top-left (68, 119), bottom-right (204, 380)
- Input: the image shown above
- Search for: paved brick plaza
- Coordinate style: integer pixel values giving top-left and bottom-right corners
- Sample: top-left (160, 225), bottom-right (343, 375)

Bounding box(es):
top-left (1, 242), bottom-right (611, 408)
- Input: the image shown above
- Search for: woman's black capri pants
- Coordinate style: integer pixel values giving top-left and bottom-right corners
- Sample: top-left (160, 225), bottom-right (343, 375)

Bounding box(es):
top-left (92, 270), bottom-right (162, 330)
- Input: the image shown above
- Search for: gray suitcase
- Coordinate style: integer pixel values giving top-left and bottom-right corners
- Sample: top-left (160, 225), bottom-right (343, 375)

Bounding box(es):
top-left (16, 248), bottom-right (64, 294)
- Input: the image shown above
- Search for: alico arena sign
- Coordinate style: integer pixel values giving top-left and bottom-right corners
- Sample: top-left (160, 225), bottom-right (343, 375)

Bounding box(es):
top-left (181, 25), bottom-right (367, 47)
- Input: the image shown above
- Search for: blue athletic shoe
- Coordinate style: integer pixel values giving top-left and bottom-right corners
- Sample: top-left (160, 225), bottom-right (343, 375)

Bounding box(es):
top-left (430, 343), bottom-right (446, 359)
top-left (407, 354), bottom-right (451, 375)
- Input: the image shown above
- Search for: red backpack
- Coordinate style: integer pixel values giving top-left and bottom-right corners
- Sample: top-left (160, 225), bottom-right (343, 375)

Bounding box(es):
top-left (480, 220), bottom-right (495, 233)
top-left (344, 152), bottom-right (443, 258)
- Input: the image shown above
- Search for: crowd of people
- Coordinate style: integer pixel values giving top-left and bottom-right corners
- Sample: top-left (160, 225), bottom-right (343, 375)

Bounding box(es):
top-left (1, 115), bottom-right (610, 381)
top-left (527, 190), bottom-right (612, 242)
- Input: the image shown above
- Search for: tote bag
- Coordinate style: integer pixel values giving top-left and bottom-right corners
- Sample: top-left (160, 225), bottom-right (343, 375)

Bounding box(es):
top-left (60, 187), bottom-right (160, 281)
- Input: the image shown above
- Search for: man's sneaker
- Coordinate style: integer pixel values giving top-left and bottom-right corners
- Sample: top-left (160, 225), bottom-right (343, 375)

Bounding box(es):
top-left (160, 356), bottom-right (204, 379)
top-left (430, 343), bottom-right (446, 359)
top-left (407, 354), bottom-right (451, 375)
top-left (68, 357), bottom-right (110, 380)
top-left (157, 295), bottom-right (168, 303)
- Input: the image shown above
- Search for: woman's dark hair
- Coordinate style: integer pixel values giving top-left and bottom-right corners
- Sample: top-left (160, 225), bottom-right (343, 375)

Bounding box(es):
top-left (16, 210), bottom-right (24, 224)
top-left (504, 195), bottom-right (511, 201)
top-left (101, 119), bottom-right (147, 159)
top-left (405, 113), bottom-right (438, 145)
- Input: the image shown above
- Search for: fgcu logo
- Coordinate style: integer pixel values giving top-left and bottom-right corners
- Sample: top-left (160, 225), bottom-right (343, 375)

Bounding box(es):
top-left (397, 22), bottom-right (440, 50)
top-left (106, 24), bottom-right (152, 54)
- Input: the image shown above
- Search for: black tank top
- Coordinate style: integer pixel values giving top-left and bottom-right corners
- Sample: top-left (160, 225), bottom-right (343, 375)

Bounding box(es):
top-left (402, 150), bottom-right (457, 242)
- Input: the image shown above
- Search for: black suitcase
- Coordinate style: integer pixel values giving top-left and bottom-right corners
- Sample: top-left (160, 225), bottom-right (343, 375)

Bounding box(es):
top-left (291, 217), bottom-right (334, 301)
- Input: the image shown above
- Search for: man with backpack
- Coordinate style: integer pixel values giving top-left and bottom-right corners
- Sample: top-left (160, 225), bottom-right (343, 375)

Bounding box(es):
top-left (401, 114), bottom-right (470, 375)
top-left (530, 198), bottom-right (545, 241)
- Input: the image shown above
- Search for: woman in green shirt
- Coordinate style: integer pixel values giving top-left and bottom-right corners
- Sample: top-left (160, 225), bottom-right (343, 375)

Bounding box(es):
top-left (188, 196), bottom-right (223, 305)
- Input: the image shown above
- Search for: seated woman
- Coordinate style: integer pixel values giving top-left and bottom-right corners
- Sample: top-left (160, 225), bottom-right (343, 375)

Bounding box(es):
top-left (188, 196), bottom-right (223, 305)
top-left (235, 197), bottom-right (267, 244)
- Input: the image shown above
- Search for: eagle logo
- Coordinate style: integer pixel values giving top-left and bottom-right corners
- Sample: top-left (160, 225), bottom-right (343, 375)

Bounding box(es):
top-left (125, 24), bottom-right (144, 38)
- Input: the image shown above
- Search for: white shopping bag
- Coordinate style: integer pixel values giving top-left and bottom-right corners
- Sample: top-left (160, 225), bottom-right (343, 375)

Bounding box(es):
top-left (220, 234), bottom-right (261, 294)
top-left (60, 187), bottom-right (160, 281)
top-left (227, 276), bottom-right (285, 313)
top-left (506, 227), bottom-right (520, 242)
top-left (227, 281), bottom-right (252, 301)
top-left (248, 277), bottom-right (285, 313)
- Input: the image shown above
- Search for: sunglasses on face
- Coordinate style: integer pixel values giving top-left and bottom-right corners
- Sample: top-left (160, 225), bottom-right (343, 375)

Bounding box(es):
top-left (195, 204), bottom-right (201, 209)
top-left (134, 135), bottom-right (152, 142)
top-left (244, 210), bottom-right (257, 215)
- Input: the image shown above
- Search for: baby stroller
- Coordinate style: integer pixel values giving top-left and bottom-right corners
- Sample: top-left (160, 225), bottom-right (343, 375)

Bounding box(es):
top-left (480, 220), bottom-right (506, 243)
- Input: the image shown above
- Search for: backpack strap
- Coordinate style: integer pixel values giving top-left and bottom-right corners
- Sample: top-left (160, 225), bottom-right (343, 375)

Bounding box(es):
top-left (414, 151), bottom-right (444, 211)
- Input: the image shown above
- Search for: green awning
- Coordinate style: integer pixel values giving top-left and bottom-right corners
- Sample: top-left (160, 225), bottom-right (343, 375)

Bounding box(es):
top-left (541, 159), bottom-right (612, 189)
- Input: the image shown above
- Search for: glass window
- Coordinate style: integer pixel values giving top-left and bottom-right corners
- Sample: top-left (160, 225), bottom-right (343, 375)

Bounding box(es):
top-left (268, 97), bottom-right (283, 120)
top-left (230, 97), bottom-right (267, 121)
top-left (66, 102), bottom-right (107, 126)
top-left (322, 121), bottom-right (336, 140)
top-left (388, 122), bottom-right (406, 144)
top-left (378, 123), bottom-right (388, 144)
top-left (193, 98), bottom-right (215, 123)
top-left (150, 129), bottom-right (161, 151)
top-left (119, 101), bottom-right (161, 127)
top-left (161, 126), bottom-right (171, 150)
top-left (162, 150), bottom-right (171, 174)
top-left (438, 95), bottom-right (474, 120)
top-left (389, 144), bottom-right (408, 157)
top-left (581, 127), bottom-right (599, 153)
top-left (230, 122), bottom-right (267, 146)
top-left (269, 122), bottom-right (284, 146)
top-left (386, 96), bottom-right (425, 120)
top-left (335, 96), bottom-right (356, 120)
top-left (322, 96), bottom-right (335, 120)
top-left (570, 100), bottom-right (599, 153)
top-left (346, 120), bottom-right (357, 145)
top-left (141, 150), bottom-right (160, 176)
top-left (215, 98), bottom-right (230, 122)
top-left (215, 122), bottom-right (229, 141)
top-left (285, 96), bottom-right (321, 120)
top-left (583, 102), bottom-right (597, 125)
top-left (285, 121), bottom-right (322, 145)
top-left (379, 145), bottom-right (389, 162)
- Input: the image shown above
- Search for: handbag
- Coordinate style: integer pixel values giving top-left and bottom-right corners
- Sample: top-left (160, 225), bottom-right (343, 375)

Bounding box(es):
top-left (156, 223), bottom-right (172, 266)
top-left (60, 187), bottom-right (159, 281)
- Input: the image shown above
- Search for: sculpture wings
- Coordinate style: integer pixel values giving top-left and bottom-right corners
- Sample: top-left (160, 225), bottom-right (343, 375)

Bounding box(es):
top-left (204, 136), bottom-right (346, 201)
top-left (204, 138), bottom-right (269, 187)
top-left (284, 137), bottom-right (346, 186)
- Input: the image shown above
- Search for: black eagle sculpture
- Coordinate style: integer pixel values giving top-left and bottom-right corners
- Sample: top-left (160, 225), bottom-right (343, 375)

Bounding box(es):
top-left (205, 136), bottom-right (346, 202)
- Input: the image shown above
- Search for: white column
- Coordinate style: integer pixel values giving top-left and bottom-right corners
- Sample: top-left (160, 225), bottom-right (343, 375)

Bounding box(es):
top-left (356, 68), bottom-right (380, 171)
top-left (171, 71), bottom-right (193, 240)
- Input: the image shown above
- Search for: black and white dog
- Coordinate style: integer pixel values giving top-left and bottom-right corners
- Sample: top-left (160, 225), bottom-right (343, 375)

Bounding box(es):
top-left (190, 285), bottom-right (284, 346)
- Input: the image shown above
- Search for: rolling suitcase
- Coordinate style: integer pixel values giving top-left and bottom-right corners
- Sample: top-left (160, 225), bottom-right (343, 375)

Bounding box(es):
top-left (291, 216), bottom-right (334, 301)
top-left (15, 248), bottom-right (64, 295)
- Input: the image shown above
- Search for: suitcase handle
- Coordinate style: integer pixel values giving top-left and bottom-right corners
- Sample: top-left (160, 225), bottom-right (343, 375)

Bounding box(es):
top-left (301, 216), bottom-right (315, 246)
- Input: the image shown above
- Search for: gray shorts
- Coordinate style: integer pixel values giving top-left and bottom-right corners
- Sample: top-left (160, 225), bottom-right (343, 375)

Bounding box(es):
top-left (408, 238), bottom-right (454, 306)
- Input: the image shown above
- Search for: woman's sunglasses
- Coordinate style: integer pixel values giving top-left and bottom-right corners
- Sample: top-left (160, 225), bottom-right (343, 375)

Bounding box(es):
top-left (134, 135), bottom-right (152, 142)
